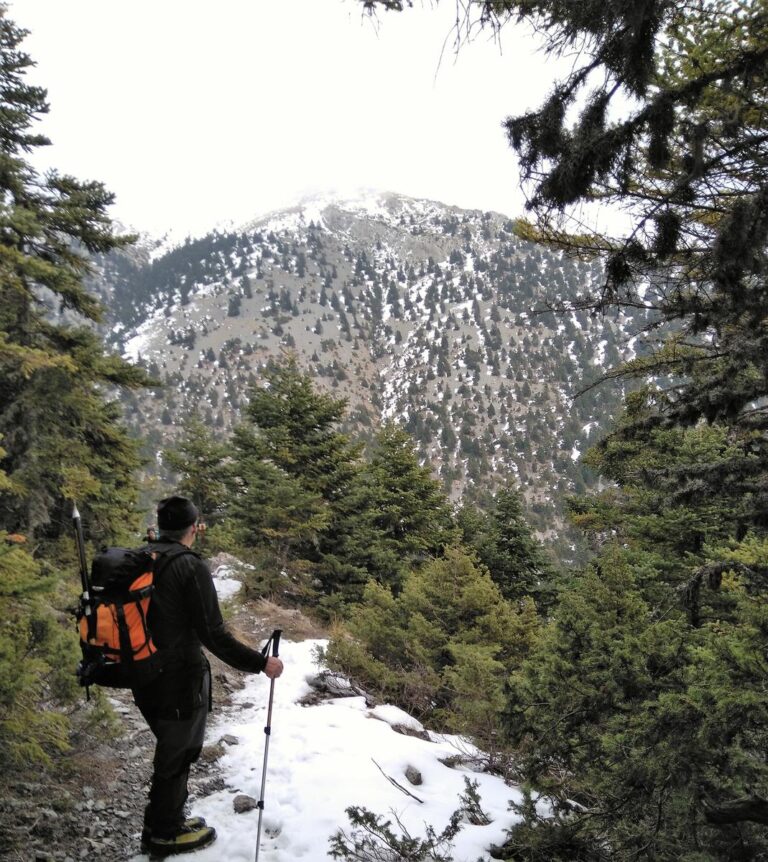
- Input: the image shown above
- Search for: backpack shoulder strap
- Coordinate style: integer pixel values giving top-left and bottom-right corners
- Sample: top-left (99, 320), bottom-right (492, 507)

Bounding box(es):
top-left (149, 544), bottom-right (200, 579)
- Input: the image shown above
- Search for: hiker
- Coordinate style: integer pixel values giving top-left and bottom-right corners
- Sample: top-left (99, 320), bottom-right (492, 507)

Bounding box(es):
top-left (145, 525), bottom-right (157, 542)
top-left (135, 495), bottom-right (284, 857)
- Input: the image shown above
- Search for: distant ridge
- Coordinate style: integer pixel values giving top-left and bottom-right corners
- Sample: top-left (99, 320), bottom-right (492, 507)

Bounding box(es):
top-left (91, 192), bottom-right (644, 556)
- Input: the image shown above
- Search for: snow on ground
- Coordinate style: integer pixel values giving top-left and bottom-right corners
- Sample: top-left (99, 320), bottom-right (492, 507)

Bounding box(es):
top-left (212, 564), bottom-right (243, 602)
top-left (131, 635), bottom-right (525, 861)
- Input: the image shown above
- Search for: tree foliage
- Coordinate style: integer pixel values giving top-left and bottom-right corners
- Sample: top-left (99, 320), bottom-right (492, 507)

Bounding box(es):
top-left (230, 355), bottom-right (365, 603)
top-left (162, 417), bottom-right (232, 523)
top-left (458, 483), bottom-right (557, 608)
top-left (362, 0), bottom-right (768, 526)
top-left (326, 547), bottom-right (539, 745)
top-left (340, 424), bottom-right (458, 594)
top-left (0, 7), bottom-right (146, 543)
top-left (358, 0), bottom-right (768, 856)
top-left (0, 6), bottom-right (148, 775)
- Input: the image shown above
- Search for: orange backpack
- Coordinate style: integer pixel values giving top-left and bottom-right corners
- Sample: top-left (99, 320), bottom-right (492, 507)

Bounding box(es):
top-left (76, 545), bottom-right (191, 689)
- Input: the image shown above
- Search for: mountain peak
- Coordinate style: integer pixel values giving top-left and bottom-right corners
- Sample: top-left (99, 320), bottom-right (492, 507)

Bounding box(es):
top-left (241, 189), bottom-right (488, 237)
top-left (95, 195), bottom-right (640, 560)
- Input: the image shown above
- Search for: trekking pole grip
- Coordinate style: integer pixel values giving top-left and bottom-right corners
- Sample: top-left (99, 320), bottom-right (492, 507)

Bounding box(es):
top-left (261, 629), bottom-right (282, 660)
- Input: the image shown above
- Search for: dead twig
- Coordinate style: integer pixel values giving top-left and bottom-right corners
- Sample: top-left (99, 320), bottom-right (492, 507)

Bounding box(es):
top-left (371, 758), bottom-right (424, 804)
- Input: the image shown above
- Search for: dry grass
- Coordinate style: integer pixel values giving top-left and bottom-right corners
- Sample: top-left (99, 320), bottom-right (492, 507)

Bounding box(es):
top-left (227, 597), bottom-right (330, 643)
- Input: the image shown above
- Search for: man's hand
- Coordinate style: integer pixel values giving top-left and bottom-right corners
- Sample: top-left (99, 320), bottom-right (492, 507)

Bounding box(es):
top-left (264, 657), bottom-right (284, 679)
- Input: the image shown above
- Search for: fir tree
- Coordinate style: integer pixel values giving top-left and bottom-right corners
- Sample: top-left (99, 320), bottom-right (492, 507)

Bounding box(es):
top-left (0, 7), bottom-right (145, 542)
top-left (459, 483), bottom-right (557, 609)
top-left (359, 0), bottom-right (768, 852)
top-left (0, 8), bottom-right (147, 776)
top-left (339, 424), bottom-right (457, 594)
top-left (233, 356), bottom-right (364, 600)
top-left (162, 417), bottom-right (232, 522)
top-left (326, 547), bottom-right (539, 746)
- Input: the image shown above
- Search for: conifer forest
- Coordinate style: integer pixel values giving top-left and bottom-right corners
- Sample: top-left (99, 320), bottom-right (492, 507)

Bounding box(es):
top-left (2, 1), bottom-right (768, 859)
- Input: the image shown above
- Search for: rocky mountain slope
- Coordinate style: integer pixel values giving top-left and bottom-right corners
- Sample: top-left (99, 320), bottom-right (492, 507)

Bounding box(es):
top-left (91, 192), bottom-right (648, 548)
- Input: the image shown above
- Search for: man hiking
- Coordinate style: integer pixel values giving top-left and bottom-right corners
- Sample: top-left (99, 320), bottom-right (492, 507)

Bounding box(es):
top-left (135, 494), bottom-right (283, 857)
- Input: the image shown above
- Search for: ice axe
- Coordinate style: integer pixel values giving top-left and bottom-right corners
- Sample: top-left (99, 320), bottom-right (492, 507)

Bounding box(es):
top-left (255, 629), bottom-right (282, 862)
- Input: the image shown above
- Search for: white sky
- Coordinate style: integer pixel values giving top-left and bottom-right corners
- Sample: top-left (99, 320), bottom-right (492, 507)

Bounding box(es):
top-left (12, 0), bottom-right (563, 239)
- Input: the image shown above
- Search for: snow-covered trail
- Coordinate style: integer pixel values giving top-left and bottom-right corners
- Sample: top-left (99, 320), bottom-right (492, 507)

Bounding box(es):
top-left (131, 570), bottom-right (524, 861)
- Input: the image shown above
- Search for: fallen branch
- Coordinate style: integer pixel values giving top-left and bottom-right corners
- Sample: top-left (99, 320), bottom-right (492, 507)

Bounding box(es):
top-left (371, 758), bottom-right (424, 804)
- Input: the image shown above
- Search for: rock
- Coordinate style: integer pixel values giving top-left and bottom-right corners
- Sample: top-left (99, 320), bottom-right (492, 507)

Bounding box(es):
top-left (302, 671), bottom-right (375, 706)
top-left (233, 794), bottom-right (258, 814)
top-left (199, 743), bottom-right (226, 764)
top-left (219, 734), bottom-right (240, 746)
top-left (392, 723), bottom-right (430, 741)
top-left (405, 766), bottom-right (423, 786)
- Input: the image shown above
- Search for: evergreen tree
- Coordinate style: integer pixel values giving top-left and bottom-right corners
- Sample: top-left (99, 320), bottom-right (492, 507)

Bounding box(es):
top-left (234, 356), bottom-right (364, 600)
top-left (362, 0), bottom-right (768, 525)
top-left (326, 547), bottom-right (539, 747)
top-left (0, 8), bottom-right (147, 777)
top-left (343, 424), bottom-right (457, 593)
top-left (162, 417), bottom-right (232, 522)
top-left (228, 433), bottom-right (330, 579)
top-left (458, 483), bottom-right (557, 609)
top-left (0, 8), bottom-right (145, 543)
top-left (500, 542), bottom-right (768, 860)
top-left (227, 294), bottom-right (242, 317)
top-left (0, 530), bottom-right (74, 768)
top-left (360, 0), bottom-right (768, 853)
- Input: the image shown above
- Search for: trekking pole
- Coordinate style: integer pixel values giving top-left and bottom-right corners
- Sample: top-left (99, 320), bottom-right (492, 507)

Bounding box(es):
top-left (72, 502), bottom-right (94, 700)
top-left (255, 629), bottom-right (282, 862)
top-left (72, 503), bottom-right (94, 637)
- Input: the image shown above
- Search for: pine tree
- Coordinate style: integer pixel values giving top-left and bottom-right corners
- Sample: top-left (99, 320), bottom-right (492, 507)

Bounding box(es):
top-left (233, 356), bottom-right (364, 599)
top-left (228, 437), bottom-right (330, 579)
top-left (360, 1), bottom-right (768, 852)
top-left (344, 424), bottom-right (457, 592)
top-left (458, 483), bottom-right (557, 609)
top-left (500, 541), bottom-right (768, 859)
top-left (162, 417), bottom-right (232, 522)
top-left (326, 547), bottom-right (539, 744)
top-left (0, 8), bottom-right (145, 543)
top-left (0, 8), bottom-right (147, 774)
top-left (0, 530), bottom-right (74, 768)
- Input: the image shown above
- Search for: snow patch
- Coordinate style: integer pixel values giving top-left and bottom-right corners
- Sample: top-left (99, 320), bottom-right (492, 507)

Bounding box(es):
top-left (129, 639), bottom-right (531, 862)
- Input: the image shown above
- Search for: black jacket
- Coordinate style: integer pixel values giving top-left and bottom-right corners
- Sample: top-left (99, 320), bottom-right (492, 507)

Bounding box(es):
top-left (139, 541), bottom-right (266, 713)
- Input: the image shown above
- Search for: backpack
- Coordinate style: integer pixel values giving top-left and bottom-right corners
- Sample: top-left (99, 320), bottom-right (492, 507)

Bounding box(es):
top-left (76, 544), bottom-right (192, 690)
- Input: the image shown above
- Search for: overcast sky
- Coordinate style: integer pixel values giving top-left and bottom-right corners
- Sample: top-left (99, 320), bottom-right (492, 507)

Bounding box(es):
top-left (12, 0), bottom-right (562, 239)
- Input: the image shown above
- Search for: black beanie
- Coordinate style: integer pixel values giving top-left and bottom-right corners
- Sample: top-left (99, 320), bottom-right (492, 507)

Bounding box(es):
top-left (157, 496), bottom-right (199, 531)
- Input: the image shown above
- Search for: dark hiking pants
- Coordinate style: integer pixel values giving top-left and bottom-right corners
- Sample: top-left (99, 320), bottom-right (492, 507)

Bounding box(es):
top-left (133, 668), bottom-right (210, 838)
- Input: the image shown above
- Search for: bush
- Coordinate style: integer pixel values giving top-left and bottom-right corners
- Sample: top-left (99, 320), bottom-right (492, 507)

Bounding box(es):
top-left (325, 548), bottom-right (539, 740)
top-left (329, 777), bottom-right (486, 861)
top-left (0, 537), bottom-right (77, 768)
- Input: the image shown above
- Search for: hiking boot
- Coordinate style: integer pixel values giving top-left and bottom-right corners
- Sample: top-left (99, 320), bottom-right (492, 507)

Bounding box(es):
top-left (142, 822), bottom-right (216, 857)
top-left (141, 816), bottom-right (207, 846)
